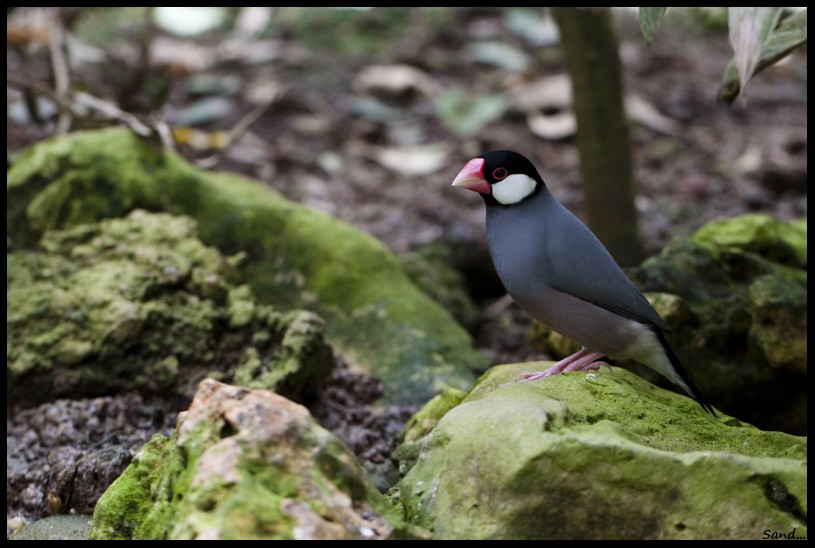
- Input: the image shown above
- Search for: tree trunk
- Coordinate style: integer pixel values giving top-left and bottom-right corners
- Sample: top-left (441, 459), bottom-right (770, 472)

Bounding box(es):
top-left (552, 7), bottom-right (642, 266)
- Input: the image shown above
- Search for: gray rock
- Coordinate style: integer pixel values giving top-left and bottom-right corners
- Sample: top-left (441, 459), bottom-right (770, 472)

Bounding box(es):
top-left (6, 127), bottom-right (489, 405)
top-left (89, 379), bottom-right (421, 540)
top-left (7, 210), bottom-right (334, 406)
top-left (10, 515), bottom-right (92, 541)
top-left (395, 362), bottom-right (807, 540)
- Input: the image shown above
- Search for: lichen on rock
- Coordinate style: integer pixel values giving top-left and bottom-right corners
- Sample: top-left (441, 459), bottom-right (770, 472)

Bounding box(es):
top-left (394, 363), bottom-right (808, 540)
top-left (7, 127), bottom-right (488, 405)
top-left (90, 379), bottom-right (418, 540)
top-left (7, 209), bottom-right (334, 406)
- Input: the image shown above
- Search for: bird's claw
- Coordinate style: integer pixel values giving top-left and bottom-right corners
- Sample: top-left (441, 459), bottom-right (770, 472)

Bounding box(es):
top-left (519, 370), bottom-right (553, 382)
top-left (575, 361), bottom-right (604, 373)
top-left (516, 361), bottom-right (607, 384)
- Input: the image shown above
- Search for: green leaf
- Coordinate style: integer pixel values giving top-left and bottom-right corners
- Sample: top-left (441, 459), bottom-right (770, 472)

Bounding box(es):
top-left (761, 9), bottom-right (808, 68)
top-left (727, 7), bottom-right (782, 93)
top-left (639, 7), bottom-right (667, 43)
top-left (435, 88), bottom-right (507, 137)
top-left (467, 41), bottom-right (531, 72)
top-left (718, 8), bottom-right (807, 104)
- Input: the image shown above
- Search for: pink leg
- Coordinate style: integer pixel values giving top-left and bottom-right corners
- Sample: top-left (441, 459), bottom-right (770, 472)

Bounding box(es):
top-left (520, 347), bottom-right (608, 382)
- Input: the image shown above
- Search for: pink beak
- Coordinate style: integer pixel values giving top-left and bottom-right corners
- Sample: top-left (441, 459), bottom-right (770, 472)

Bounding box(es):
top-left (452, 158), bottom-right (491, 194)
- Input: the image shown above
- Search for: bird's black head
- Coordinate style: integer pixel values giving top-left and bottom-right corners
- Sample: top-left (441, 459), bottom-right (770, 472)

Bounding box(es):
top-left (452, 150), bottom-right (545, 206)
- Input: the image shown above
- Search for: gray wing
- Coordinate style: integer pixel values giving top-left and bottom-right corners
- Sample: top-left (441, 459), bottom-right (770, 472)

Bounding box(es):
top-left (539, 196), bottom-right (671, 332)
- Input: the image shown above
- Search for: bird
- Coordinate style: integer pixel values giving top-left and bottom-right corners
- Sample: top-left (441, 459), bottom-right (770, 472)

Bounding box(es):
top-left (452, 150), bottom-right (714, 414)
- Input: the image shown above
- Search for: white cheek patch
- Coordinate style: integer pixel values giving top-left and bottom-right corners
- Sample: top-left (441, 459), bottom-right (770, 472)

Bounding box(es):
top-left (492, 173), bottom-right (537, 205)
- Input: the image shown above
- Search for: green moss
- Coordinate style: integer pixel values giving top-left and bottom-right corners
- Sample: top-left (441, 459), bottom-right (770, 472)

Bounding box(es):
top-left (400, 388), bottom-right (467, 445)
top-left (7, 128), bottom-right (487, 404)
top-left (92, 380), bottom-right (414, 539)
top-left (197, 479), bottom-right (295, 540)
top-left (7, 210), bottom-right (335, 405)
top-left (691, 213), bottom-right (806, 267)
top-left (398, 243), bottom-right (482, 331)
top-left (397, 364), bottom-right (807, 539)
top-left (627, 215), bottom-right (807, 434)
top-left (164, 446), bottom-right (300, 540)
top-left (90, 433), bottom-right (175, 540)
top-left (746, 275), bottom-right (807, 374)
top-left (391, 387), bottom-right (468, 483)
top-left (227, 286), bottom-right (256, 329)
top-left (468, 364), bottom-right (806, 458)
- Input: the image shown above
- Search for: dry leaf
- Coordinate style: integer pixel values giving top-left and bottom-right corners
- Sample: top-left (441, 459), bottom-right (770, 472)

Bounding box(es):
top-left (353, 64), bottom-right (440, 98)
top-left (371, 144), bottom-right (452, 177)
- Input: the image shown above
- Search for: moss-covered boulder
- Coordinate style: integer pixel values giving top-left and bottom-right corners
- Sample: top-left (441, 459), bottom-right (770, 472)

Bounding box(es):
top-left (530, 214), bottom-right (806, 434)
top-left (395, 363), bottom-right (807, 540)
top-left (89, 379), bottom-right (417, 540)
top-left (7, 209), bottom-right (333, 406)
top-left (398, 243), bottom-right (482, 332)
top-left (391, 387), bottom-right (468, 478)
top-left (7, 127), bottom-right (488, 405)
top-left (634, 214), bottom-right (806, 434)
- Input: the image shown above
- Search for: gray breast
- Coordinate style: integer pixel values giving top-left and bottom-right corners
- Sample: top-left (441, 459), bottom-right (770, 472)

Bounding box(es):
top-left (484, 189), bottom-right (665, 357)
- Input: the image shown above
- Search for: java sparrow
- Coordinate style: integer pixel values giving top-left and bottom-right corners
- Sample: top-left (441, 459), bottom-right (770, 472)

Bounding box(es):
top-left (452, 150), bottom-right (714, 414)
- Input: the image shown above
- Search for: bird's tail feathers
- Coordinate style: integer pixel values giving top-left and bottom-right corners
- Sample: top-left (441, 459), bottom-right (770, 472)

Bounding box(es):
top-left (655, 330), bottom-right (716, 416)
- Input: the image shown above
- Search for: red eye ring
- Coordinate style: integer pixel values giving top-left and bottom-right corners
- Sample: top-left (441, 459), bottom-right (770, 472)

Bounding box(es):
top-left (492, 167), bottom-right (508, 181)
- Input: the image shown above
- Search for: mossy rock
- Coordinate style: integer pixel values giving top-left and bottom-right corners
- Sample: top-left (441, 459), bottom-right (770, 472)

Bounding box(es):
top-left (527, 214), bottom-right (807, 435)
top-left (7, 209), bottom-right (334, 406)
top-left (395, 362), bottom-right (807, 540)
top-left (7, 128), bottom-right (489, 405)
top-left (89, 379), bottom-right (420, 540)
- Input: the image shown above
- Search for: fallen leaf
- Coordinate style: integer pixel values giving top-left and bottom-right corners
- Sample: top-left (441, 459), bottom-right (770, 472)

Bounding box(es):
top-left (467, 40), bottom-right (531, 72)
top-left (625, 94), bottom-right (680, 136)
top-left (353, 64), bottom-right (440, 98)
top-left (526, 111), bottom-right (576, 140)
top-left (371, 144), bottom-right (452, 177)
top-left (436, 87), bottom-right (508, 137)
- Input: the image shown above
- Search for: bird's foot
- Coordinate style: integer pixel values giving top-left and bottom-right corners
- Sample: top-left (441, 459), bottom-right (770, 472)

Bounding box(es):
top-left (517, 348), bottom-right (607, 383)
top-left (519, 370), bottom-right (553, 382)
top-left (520, 361), bottom-right (606, 382)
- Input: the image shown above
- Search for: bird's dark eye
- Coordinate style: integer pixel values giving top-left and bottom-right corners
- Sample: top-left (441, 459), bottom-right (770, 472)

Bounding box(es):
top-left (492, 167), bottom-right (508, 181)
